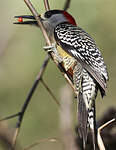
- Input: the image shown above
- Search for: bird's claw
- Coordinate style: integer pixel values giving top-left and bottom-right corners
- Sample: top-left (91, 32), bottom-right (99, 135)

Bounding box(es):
top-left (43, 43), bottom-right (63, 63)
top-left (43, 45), bottom-right (55, 52)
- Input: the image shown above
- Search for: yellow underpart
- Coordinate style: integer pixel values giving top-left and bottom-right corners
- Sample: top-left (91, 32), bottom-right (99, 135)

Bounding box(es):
top-left (57, 45), bottom-right (75, 71)
top-left (57, 45), bottom-right (72, 58)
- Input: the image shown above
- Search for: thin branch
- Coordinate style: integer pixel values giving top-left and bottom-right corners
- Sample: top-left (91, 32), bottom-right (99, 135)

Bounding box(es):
top-left (97, 118), bottom-right (115, 150)
top-left (12, 0), bottom-right (52, 146)
top-left (41, 78), bottom-right (61, 107)
top-left (12, 55), bottom-right (49, 146)
top-left (0, 112), bottom-right (21, 122)
top-left (24, 0), bottom-right (51, 46)
top-left (98, 118), bottom-right (115, 131)
top-left (12, 0), bottom-right (75, 147)
top-left (23, 0), bottom-right (75, 92)
top-left (22, 137), bottom-right (61, 150)
top-left (0, 61), bottom-right (61, 123)
top-left (63, 0), bottom-right (71, 11)
top-left (43, 0), bottom-right (50, 11)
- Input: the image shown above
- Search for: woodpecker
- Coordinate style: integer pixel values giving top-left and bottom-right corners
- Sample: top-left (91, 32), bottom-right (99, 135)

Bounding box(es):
top-left (14, 10), bottom-right (108, 149)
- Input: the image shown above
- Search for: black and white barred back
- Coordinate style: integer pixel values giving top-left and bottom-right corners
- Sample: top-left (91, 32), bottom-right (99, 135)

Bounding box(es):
top-left (54, 23), bottom-right (108, 92)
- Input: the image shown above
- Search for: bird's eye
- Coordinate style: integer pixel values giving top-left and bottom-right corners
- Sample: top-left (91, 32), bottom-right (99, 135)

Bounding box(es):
top-left (44, 11), bottom-right (52, 18)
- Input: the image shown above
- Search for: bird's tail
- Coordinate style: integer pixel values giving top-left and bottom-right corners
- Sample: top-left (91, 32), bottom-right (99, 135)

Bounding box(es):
top-left (78, 92), bottom-right (97, 150)
top-left (78, 92), bottom-right (88, 149)
top-left (88, 100), bottom-right (97, 150)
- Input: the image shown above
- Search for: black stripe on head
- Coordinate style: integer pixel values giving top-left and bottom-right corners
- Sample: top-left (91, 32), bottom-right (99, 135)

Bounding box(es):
top-left (44, 10), bottom-right (63, 18)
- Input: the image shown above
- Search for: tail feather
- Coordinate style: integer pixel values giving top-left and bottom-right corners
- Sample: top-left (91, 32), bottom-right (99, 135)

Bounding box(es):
top-left (88, 100), bottom-right (97, 150)
top-left (75, 67), bottom-right (99, 149)
top-left (78, 92), bottom-right (97, 150)
top-left (78, 92), bottom-right (88, 149)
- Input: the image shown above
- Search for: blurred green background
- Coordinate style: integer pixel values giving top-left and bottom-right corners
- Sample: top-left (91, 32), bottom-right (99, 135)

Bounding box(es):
top-left (0, 0), bottom-right (116, 149)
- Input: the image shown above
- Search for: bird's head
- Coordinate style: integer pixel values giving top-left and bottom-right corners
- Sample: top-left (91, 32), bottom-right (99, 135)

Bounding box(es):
top-left (40, 10), bottom-right (77, 30)
top-left (14, 9), bottom-right (77, 31)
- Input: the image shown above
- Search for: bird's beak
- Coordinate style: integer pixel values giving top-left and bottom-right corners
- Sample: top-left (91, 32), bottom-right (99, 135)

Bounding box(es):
top-left (14, 15), bottom-right (38, 25)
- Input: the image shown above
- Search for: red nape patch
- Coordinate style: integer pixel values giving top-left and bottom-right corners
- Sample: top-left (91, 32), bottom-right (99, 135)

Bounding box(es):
top-left (63, 11), bottom-right (77, 26)
top-left (18, 17), bottom-right (23, 22)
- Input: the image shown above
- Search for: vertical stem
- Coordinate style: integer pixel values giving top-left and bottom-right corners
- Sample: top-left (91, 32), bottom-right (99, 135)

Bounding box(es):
top-left (24, 0), bottom-right (51, 46)
top-left (43, 0), bottom-right (50, 11)
top-left (12, 55), bottom-right (49, 146)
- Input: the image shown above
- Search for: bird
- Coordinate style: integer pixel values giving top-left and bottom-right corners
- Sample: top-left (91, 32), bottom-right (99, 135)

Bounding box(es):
top-left (14, 9), bottom-right (109, 149)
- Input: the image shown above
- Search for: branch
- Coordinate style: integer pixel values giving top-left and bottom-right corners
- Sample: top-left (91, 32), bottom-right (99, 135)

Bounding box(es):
top-left (0, 57), bottom-right (60, 148)
top-left (24, 0), bottom-right (75, 90)
top-left (97, 118), bottom-right (116, 150)
top-left (41, 78), bottom-right (61, 106)
top-left (22, 137), bottom-right (61, 150)
top-left (43, 0), bottom-right (50, 11)
top-left (12, 55), bottom-right (49, 146)
top-left (11, 0), bottom-right (75, 147)
top-left (0, 112), bottom-right (21, 122)
top-left (63, 0), bottom-right (71, 11)
top-left (24, 0), bottom-right (51, 46)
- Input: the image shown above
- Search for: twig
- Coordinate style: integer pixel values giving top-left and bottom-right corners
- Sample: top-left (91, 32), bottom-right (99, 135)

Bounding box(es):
top-left (63, 0), bottom-right (71, 11)
top-left (22, 137), bottom-right (61, 150)
top-left (12, 55), bottom-right (49, 146)
top-left (12, 0), bottom-right (74, 147)
top-left (23, 0), bottom-right (75, 91)
top-left (0, 61), bottom-right (60, 123)
top-left (0, 112), bottom-right (21, 122)
top-left (43, 0), bottom-right (50, 11)
top-left (97, 118), bottom-right (116, 150)
top-left (41, 78), bottom-right (61, 107)
top-left (12, 0), bottom-right (52, 146)
top-left (24, 0), bottom-right (51, 46)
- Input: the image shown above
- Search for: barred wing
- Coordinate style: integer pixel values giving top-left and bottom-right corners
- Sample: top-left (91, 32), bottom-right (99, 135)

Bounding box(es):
top-left (54, 23), bottom-right (108, 91)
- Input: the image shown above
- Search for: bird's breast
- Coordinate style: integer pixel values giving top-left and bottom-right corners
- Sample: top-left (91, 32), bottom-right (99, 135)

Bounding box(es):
top-left (57, 45), bottom-right (76, 78)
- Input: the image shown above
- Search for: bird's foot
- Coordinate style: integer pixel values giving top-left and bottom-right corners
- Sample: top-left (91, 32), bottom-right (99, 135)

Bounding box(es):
top-left (43, 43), bottom-right (63, 63)
top-left (43, 44), bottom-right (54, 52)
